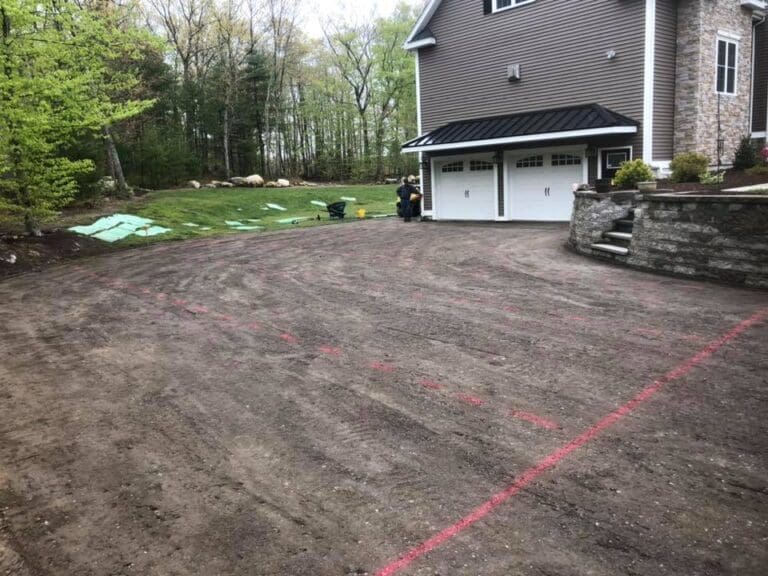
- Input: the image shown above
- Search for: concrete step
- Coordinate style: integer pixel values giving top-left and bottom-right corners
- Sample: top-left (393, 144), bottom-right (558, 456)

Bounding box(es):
top-left (603, 231), bottom-right (633, 241)
top-left (591, 243), bottom-right (629, 256)
top-left (616, 219), bottom-right (635, 233)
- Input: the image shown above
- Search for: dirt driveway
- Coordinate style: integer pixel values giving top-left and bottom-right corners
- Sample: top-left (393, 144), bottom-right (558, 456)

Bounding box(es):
top-left (1, 221), bottom-right (766, 576)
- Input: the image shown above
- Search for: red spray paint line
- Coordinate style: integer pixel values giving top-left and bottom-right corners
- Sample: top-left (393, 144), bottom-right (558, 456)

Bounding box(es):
top-left (375, 308), bottom-right (768, 576)
top-left (186, 305), bottom-right (209, 315)
top-left (370, 361), bottom-right (395, 373)
top-left (510, 410), bottom-right (559, 431)
top-left (418, 379), bottom-right (443, 391)
top-left (280, 333), bottom-right (299, 344)
top-left (455, 393), bottom-right (485, 407)
top-left (319, 345), bottom-right (343, 357)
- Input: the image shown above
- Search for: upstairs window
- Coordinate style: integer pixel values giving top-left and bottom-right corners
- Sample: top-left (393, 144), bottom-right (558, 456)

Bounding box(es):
top-left (494, 0), bottom-right (536, 13)
top-left (716, 38), bottom-right (737, 95)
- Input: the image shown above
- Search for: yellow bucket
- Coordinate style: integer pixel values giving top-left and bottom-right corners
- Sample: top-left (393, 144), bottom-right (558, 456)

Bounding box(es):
top-left (356, 208), bottom-right (367, 219)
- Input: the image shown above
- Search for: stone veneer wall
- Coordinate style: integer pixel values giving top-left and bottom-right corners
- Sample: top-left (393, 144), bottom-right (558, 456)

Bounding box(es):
top-left (674, 0), bottom-right (755, 164)
top-left (569, 191), bottom-right (768, 288)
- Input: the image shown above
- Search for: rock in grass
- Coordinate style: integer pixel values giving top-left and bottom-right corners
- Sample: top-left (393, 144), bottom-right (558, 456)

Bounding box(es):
top-left (245, 174), bottom-right (265, 187)
top-left (188, 180), bottom-right (201, 189)
top-left (276, 178), bottom-right (291, 188)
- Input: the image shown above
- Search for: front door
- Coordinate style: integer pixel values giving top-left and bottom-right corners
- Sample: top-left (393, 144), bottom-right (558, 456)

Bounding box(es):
top-left (600, 148), bottom-right (632, 180)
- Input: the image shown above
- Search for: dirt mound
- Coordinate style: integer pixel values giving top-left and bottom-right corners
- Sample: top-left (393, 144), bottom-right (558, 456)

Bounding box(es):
top-left (0, 230), bottom-right (113, 280)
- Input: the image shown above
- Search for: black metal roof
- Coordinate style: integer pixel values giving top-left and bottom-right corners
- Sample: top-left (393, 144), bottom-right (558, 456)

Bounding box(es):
top-left (403, 104), bottom-right (638, 151)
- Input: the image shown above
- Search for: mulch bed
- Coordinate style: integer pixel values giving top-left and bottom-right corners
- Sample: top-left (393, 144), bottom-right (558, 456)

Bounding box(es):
top-left (0, 230), bottom-right (114, 280)
top-left (655, 170), bottom-right (768, 193)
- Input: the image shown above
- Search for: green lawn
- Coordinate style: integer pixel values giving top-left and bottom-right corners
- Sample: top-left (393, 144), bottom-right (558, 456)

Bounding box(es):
top-left (70, 184), bottom-right (400, 247)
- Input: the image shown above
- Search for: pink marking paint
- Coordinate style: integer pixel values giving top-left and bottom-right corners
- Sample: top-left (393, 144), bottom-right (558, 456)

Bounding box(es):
top-left (173, 299), bottom-right (188, 307)
top-left (374, 307), bottom-right (768, 576)
top-left (455, 393), bottom-right (485, 407)
top-left (319, 345), bottom-right (343, 357)
top-left (369, 361), bottom-right (395, 373)
top-left (216, 314), bottom-right (235, 322)
top-left (141, 288), bottom-right (152, 295)
top-left (280, 333), bottom-right (298, 344)
top-left (564, 315), bottom-right (588, 322)
top-left (505, 306), bottom-right (521, 313)
top-left (510, 410), bottom-right (559, 430)
top-left (155, 293), bottom-right (167, 301)
top-left (418, 379), bottom-right (443, 391)
top-left (247, 322), bottom-right (262, 331)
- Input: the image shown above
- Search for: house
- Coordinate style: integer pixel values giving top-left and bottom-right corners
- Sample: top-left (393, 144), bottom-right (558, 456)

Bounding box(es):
top-left (402, 0), bottom-right (768, 222)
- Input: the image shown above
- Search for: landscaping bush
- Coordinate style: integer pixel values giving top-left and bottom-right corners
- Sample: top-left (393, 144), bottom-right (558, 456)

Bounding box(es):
top-left (613, 159), bottom-right (654, 189)
top-left (746, 165), bottom-right (768, 177)
top-left (699, 171), bottom-right (724, 185)
top-left (733, 137), bottom-right (758, 170)
top-left (670, 152), bottom-right (709, 183)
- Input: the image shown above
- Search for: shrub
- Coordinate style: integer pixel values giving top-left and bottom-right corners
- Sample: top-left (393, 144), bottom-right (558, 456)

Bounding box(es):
top-left (699, 171), bottom-right (724, 185)
top-left (746, 165), bottom-right (768, 177)
top-left (670, 152), bottom-right (709, 183)
top-left (613, 159), bottom-right (654, 189)
top-left (733, 137), bottom-right (758, 170)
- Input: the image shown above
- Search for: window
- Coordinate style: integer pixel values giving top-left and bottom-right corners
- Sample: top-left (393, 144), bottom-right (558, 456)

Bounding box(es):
top-left (516, 155), bottom-right (543, 168)
top-left (606, 151), bottom-right (629, 170)
top-left (716, 38), bottom-right (737, 95)
top-left (470, 160), bottom-right (494, 171)
top-left (441, 161), bottom-right (464, 173)
top-left (552, 154), bottom-right (582, 167)
top-left (495, 0), bottom-right (536, 12)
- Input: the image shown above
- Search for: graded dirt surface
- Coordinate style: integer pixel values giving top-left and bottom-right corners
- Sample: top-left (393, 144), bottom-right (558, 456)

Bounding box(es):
top-left (1, 221), bottom-right (766, 576)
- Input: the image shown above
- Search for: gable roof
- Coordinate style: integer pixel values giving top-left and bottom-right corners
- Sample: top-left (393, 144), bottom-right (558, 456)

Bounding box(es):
top-left (404, 0), bottom-right (443, 50)
top-left (402, 104), bottom-right (639, 153)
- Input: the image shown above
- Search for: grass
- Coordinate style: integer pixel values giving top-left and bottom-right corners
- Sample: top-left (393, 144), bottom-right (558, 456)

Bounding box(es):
top-left (63, 184), bottom-right (399, 247)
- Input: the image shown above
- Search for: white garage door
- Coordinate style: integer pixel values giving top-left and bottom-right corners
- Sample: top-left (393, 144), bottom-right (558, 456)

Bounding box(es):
top-left (435, 156), bottom-right (496, 220)
top-left (508, 150), bottom-right (584, 221)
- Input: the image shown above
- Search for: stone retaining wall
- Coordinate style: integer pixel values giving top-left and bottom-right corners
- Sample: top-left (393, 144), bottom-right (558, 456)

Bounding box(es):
top-left (569, 191), bottom-right (768, 288)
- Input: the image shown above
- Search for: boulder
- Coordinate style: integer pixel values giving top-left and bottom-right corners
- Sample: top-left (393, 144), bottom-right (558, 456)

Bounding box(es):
top-left (229, 177), bottom-right (248, 187)
top-left (299, 181), bottom-right (318, 187)
top-left (265, 181), bottom-right (278, 188)
top-left (245, 174), bottom-right (265, 187)
top-left (210, 180), bottom-right (223, 188)
top-left (203, 183), bottom-right (217, 189)
top-left (219, 182), bottom-right (234, 188)
top-left (94, 176), bottom-right (117, 196)
top-left (188, 180), bottom-right (201, 189)
top-left (276, 178), bottom-right (291, 188)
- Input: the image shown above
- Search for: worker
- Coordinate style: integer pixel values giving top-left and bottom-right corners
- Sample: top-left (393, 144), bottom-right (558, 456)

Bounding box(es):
top-left (396, 176), bottom-right (418, 222)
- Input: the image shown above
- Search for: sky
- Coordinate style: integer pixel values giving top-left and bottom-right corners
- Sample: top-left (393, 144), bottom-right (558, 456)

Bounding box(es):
top-left (304, 0), bottom-right (426, 37)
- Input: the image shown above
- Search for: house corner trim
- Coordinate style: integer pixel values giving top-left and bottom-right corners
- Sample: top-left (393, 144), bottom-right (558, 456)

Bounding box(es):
top-left (643, 0), bottom-right (656, 162)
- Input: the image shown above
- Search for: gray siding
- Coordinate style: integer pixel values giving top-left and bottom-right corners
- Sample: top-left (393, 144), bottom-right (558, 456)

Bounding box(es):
top-left (654, 0), bottom-right (677, 160)
top-left (419, 0), bottom-right (647, 157)
top-left (753, 20), bottom-right (768, 134)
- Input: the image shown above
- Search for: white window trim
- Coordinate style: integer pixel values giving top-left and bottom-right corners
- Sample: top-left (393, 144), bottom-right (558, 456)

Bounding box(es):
top-left (493, 0), bottom-right (536, 14)
top-left (716, 36), bottom-right (739, 96)
top-left (643, 0), bottom-right (656, 163)
top-left (597, 146), bottom-right (634, 180)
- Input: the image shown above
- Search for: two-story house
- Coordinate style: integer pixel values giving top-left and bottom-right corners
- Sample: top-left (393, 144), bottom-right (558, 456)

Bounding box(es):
top-left (403, 0), bottom-right (768, 221)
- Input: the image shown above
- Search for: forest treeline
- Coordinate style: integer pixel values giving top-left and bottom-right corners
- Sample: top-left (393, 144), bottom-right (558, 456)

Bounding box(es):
top-left (0, 0), bottom-right (420, 233)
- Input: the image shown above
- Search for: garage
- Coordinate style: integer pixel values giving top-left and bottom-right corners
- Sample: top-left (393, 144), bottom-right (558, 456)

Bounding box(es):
top-left (433, 154), bottom-right (497, 220)
top-left (402, 103), bottom-right (639, 222)
top-left (506, 147), bottom-right (587, 221)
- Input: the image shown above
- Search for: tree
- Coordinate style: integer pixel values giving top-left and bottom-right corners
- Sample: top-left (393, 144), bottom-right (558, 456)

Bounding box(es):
top-left (0, 0), bottom-right (154, 234)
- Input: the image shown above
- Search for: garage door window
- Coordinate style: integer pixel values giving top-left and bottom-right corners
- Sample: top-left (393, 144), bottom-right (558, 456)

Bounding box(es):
top-left (470, 160), bottom-right (494, 171)
top-left (516, 155), bottom-right (544, 168)
top-left (552, 154), bottom-right (581, 166)
top-left (441, 161), bottom-right (464, 173)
